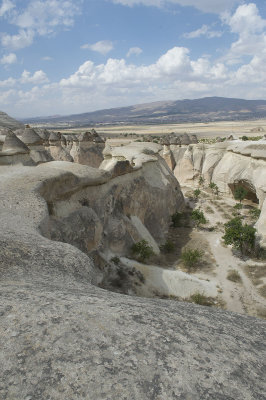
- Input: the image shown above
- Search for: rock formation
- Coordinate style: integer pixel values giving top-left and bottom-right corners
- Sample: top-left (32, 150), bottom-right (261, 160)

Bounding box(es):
top-left (0, 139), bottom-right (265, 399)
top-left (0, 110), bottom-right (24, 130)
top-left (0, 127), bottom-right (105, 167)
top-left (162, 139), bottom-right (266, 248)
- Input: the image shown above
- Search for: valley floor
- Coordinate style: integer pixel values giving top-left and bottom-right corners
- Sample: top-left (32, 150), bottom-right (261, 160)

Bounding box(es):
top-left (128, 185), bottom-right (266, 319)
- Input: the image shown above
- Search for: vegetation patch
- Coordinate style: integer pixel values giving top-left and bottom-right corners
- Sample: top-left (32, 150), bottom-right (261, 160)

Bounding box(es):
top-left (181, 248), bottom-right (203, 271)
top-left (191, 209), bottom-right (207, 227)
top-left (227, 269), bottom-right (242, 283)
top-left (131, 240), bottom-right (154, 262)
top-left (223, 217), bottom-right (256, 255)
top-left (189, 292), bottom-right (215, 306)
top-left (160, 240), bottom-right (175, 253)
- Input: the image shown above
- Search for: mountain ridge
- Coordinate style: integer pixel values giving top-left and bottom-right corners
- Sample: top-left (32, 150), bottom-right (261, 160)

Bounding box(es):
top-left (16, 96), bottom-right (266, 128)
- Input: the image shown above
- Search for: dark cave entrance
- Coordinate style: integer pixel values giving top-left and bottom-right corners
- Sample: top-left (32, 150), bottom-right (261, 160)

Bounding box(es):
top-left (228, 181), bottom-right (259, 204)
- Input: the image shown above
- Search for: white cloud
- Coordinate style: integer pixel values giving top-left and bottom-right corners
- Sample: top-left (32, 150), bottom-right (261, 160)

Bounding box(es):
top-left (42, 56), bottom-right (53, 61)
top-left (0, 52), bottom-right (17, 64)
top-left (127, 47), bottom-right (143, 57)
top-left (222, 3), bottom-right (266, 35)
top-left (183, 24), bottom-right (222, 39)
top-left (11, 0), bottom-right (81, 36)
top-left (81, 40), bottom-right (114, 55)
top-left (221, 3), bottom-right (266, 65)
top-left (0, 77), bottom-right (16, 87)
top-left (0, 0), bottom-right (14, 17)
top-left (0, 1), bottom-right (81, 50)
top-left (1, 29), bottom-right (34, 50)
top-left (111, 0), bottom-right (241, 14)
top-left (20, 70), bottom-right (49, 84)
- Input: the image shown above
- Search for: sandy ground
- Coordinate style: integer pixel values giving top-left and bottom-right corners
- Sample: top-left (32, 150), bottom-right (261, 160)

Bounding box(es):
top-left (179, 187), bottom-right (266, 319)
top-left (53, 119), bottom-right (266, 139)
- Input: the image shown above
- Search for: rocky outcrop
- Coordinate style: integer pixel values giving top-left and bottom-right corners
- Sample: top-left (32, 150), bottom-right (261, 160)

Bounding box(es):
top-left (0, 142), bottom-right (265, 399)
top-left (39, 143), bottom-right (184, 262)
top-left (0, 127), bottom-right (105, 167)
top-left (163, 140), bottom-right (266, 248)
top-left (0, 110), bottom-right (24, 130)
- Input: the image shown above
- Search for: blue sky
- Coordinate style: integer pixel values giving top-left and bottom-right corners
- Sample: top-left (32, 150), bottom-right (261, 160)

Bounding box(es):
top-left (0, 0), bottom-right (266, 117)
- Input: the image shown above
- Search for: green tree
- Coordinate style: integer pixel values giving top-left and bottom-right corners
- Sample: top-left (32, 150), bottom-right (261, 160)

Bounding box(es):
top-left (222, 217), bottom-right (256, 255)
top-left (191, 209), bottom-right (207, 227)
top-left (234, 186), bottom-right (248, 203)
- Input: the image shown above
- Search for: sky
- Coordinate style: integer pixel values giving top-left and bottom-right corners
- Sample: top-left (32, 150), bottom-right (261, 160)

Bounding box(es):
top-left (0, 0), bottom-right (266, 118)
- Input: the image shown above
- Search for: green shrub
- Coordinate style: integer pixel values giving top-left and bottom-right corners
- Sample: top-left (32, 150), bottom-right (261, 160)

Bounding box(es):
top-left (227, 270), bottom-right (242, 282)
top-left (181, 248), bottom-right (203, 270)
top-left (234, 203), bottom-right (243, 210)
top-left (234, 186), bottom-right (248, 203)
top-left (223, 217), bottom-right (256, 255)
top-left (198, 176), bottom-right (204, 186)
top-left (241, 136), bottom-right (249, 141)
top-left (160, 240), bottom-right (174, 253)
top-left (191, 209), bottom-right (207, 227)
top-left (249, 208), bottom-right (261, 220)
top-left (111, 256), bottom-right (120, 265)
top-left (131, 240), bottom-right (154, 262)
top-left (209, 182), bottom-right (219, 196)
top-left (189, 292), bottom-right (214, 306)
top-left (193, 189), bottom-right (201, 199)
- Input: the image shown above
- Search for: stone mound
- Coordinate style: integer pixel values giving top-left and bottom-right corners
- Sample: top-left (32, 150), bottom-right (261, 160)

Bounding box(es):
top-left (2, 130), bottom-right (29, 153)
top-left (20, 127), bottom-right (43, 145)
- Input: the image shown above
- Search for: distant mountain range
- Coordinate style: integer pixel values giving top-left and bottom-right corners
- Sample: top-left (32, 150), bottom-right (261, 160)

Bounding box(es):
top-left (16, 96), bottom-right (266, 128)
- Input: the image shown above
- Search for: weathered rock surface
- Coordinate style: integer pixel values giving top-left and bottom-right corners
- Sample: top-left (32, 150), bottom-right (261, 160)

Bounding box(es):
top-left (0, 127), bottom-right (105, 167)
top-left (0, 110), bottom-right (24, 130)
top-left (0, 154), bottom-right (266, 399)
top-left (163, 140), bottom-right (266, 248)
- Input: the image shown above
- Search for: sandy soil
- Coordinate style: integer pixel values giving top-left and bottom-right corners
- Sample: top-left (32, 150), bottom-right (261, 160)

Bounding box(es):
top-left (180, 187), bottom-right (266, 319)
top-left (54, 119), bottom-right (266, 139)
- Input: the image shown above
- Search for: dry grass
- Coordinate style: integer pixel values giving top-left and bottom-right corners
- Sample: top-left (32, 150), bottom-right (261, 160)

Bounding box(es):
top-left (227, 270), bottom-right (242, 283)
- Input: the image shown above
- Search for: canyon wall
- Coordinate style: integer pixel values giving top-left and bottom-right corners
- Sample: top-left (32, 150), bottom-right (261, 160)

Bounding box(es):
top-left (163, 140), bottom-right (266, 248)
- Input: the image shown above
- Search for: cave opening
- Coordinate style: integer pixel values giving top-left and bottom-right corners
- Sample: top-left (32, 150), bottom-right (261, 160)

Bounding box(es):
top-left (228, 181), bottom-right (259, 204)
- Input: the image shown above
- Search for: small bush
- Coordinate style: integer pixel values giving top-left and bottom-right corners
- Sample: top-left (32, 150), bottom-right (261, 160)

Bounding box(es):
top-left (209, 182), bottom-right (219, 195)
top-left (249, 208), bottom-right (261, 220)
top-left (181, 248), bottom-right (203, 270)
top-left (191, 209), bottom-right (207, 227)
top-left (198, 176), bottom-right (204, 185)
top-left (111, 256), bottom-right (120, 265)
top-left (206, 206), bottom-right (214, 214)
top-left (131, 240), bottom-right (154, 262)
top-left (193, 189), bottom-right (201, 199)
top-left (189, 292), bottom-right (214, 306)
top-left (160, 240), bottom-right (174, 253)
top-left (241, 135), bottom-right (249, 141)
top-left (227, 270), bottom-right (242, 283)
top-left (234, 203), bottom-right (243, 210)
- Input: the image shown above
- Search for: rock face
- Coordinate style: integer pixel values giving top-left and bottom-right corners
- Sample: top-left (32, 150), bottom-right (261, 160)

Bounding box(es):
top-left (0, 127), bottom-right (105, 167)
top-left (0, 144), bottom-right (266, 399)
top-left (39, 143), bottom-right (184, 262)
top-left (0, 110), bottom-right (24, 130)
top-left (163, 140), bottom-right (266, 248)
